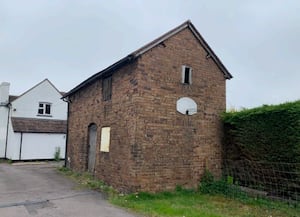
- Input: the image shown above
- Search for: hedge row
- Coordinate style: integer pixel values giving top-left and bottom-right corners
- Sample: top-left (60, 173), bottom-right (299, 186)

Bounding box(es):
top-left (222, 101), bottom-right (300, 163)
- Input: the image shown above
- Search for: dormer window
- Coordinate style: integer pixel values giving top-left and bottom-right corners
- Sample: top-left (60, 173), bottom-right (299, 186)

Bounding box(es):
top-left (38, 102), bottom-right (51, 116)
top-left (182, 66), bottom-right (192, 84)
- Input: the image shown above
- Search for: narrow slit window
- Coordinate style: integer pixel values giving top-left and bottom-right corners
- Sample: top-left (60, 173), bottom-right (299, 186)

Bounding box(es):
top-left (182, 66), bottom-right (192, 84)
top-left (102, 76), bottom-right (112, 101)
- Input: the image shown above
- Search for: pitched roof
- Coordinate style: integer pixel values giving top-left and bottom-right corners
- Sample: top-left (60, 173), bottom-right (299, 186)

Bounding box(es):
top-left (11, 79), bottom-right (63, 103)
top-left (11, 117), bottom-right (67, 134)
top-left (9, 95), bottom-right (18, 102)
top-left (63, 20), bottom-right (232, 98)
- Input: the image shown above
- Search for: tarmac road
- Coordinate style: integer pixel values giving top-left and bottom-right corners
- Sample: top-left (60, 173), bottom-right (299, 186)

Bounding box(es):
top-left (0, 162), bottom-right (139, 217)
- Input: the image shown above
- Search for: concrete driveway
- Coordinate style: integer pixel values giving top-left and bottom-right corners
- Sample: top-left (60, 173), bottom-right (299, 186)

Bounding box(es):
top-left (0, 163), bottom-right (139, 217)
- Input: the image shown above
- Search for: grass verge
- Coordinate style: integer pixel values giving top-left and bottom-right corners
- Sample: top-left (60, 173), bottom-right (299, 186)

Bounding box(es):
top-left (112, 189), bottom-right (299, 217)
top-left (58, 167), bottom-right (299, 217)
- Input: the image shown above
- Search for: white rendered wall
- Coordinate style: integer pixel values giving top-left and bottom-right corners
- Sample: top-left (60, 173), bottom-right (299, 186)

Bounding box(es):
top-left (11, 80), bottom-right (67, 120)
top-left (6, 120), bottom-right (66, 160)
top-left (0, 82), bottom-right (10, 103)
top-left (0, 106), bottom-right (9, 158)
top-left (5, 130), bottom-right (21, 160)
top-left (5, 79), bottom-right (68, 160)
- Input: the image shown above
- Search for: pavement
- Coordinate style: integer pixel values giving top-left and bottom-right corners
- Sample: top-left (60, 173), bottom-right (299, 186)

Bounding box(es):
top-left (0, 162), bottom-right (139, 217)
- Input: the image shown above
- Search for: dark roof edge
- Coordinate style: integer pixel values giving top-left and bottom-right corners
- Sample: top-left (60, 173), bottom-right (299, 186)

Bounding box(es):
top-left (63, 20), bottom-right (233, 98)
top-left (131, 20), bottom-right (232, 79)
top-left (9, 95), bottom-right (19, 102)
top-left (12, 79), bottom-right (64, 102)
top-left (187, 22), bottom-right (233, 79)
top-left (13, 130), bottom-right (66, 134)
top-left (131, 20), bottom-right (191, 57)
top-left (63, 55), bottom-right (135, 98)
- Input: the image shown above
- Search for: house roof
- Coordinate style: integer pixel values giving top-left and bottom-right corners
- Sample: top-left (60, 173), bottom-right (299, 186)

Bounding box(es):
top-left (9, 95), bottom-right (18, 102)
top-left (10, 79), bottom-right (64, 103)
top-left (63, 20), bottom-right (232, 98)
top-left (11, 117), bottom-right (67, 134)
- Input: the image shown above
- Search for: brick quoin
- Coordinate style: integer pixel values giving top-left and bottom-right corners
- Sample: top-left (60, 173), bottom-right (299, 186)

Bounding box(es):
top-left (64, 21), bottom-right (232, 193)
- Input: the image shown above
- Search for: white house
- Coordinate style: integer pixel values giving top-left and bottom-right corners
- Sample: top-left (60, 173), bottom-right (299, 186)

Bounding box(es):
top-left (0, 79), bottom-right (67, 160)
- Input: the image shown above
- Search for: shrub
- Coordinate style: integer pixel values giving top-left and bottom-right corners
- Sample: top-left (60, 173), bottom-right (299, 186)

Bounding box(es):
top-left (222, 101), bottom-right (300, 200)
top-left (199, 170), bottom-right (247, 199)
top-left (222, 101), bottom-right (300, 163)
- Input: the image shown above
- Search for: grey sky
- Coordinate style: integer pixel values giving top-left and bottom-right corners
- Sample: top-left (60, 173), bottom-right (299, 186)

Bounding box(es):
top-left (1, 0), bottom-right (299, 109)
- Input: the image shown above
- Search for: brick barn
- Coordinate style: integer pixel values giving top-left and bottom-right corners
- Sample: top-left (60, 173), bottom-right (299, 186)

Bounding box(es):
top-left (63, 20), bottom-right (232, 192)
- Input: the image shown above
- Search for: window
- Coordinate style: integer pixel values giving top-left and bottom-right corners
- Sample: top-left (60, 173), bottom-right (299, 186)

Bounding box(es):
top-left (102, 76), bottom-right (112, 101)
top-left (182, 66), bottom-right (192, 84)
top-left (100, 127), bottom-right (111, 152)
top-left (38, 102), bottom-right (51, 115)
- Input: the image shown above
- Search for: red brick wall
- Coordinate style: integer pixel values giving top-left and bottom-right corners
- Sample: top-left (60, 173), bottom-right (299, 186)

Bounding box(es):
top-left (133, 28), bottom-right (226, 191)
top-left (67, 27), bottom-right (226, 192)
top-left (67, 62), bottom-right (141, 192)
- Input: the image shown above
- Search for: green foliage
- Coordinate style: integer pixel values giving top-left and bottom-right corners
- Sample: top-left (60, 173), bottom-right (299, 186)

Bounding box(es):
top-left (227, 175), bottom-right (234, 185)
top-left (0, 159), bottom-right (13, 164)
top-left (58, 166), bottom-right (70, 173)
top-left (223, 101), bottom-right (300, 200)
top-left (199, 171), bottom-right (247, 200)
top-left (201, 169), bottom-right (214, 183)
top-left (58, 167), bottom-right (299, 217)
top-left (112, 187), bottom-right (299, 217)
top-left (222, 100), bottom-right (300, 163)
top-left (175, 184), bottom-right (183, 192)
top-left (54, 147), bottom-right (61, 162)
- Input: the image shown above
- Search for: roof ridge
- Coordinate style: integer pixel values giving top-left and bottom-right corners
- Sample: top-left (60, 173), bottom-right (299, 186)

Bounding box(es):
top-left (11, 79), bottom-right (63, 102)
top-left (63, 20), bottom-right (232, 98)
top-left (131, 20), bottom-right (191, 57)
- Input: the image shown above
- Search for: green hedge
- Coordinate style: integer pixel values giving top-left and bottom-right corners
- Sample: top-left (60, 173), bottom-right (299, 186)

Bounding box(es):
top-left (222, 101), bottom-right (300, 163)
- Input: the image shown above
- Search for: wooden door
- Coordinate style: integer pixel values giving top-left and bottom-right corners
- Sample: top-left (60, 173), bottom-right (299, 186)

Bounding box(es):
top-left (88, 124), bottom-right (97, 173)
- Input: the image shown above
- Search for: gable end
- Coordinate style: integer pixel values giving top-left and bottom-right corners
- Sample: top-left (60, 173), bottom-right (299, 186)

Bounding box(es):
top-left (63, 20), bottom-right (232, 99)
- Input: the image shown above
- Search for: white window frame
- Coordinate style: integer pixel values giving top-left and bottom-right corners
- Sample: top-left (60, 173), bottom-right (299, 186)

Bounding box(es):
top-left (182, 65), bottom-right (192, 85)
top-left (38, 102), bottom-right (52, 116)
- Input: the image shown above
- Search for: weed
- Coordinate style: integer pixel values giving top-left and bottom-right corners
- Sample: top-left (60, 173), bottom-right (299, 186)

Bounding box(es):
top-left (198, 170), bottom-right (248, 200)
top-left (57, 167), bottom-right (116, 196)
top-left (54, 147), bottom-right (61, 162)
top-left (0, 159), bottom-right (13, 164)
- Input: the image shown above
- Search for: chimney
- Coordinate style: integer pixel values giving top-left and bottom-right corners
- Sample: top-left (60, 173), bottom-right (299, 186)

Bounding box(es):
top-left (0, 82), bottom-right (10, 105)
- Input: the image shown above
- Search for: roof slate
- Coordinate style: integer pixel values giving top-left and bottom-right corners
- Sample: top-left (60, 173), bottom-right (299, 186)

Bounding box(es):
top-left (11, 117), bottom-right (67, 134)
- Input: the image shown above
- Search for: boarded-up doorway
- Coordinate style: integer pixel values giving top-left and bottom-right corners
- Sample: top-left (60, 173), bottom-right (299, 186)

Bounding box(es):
top-left (88, 124), bottom-right (97, 173)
